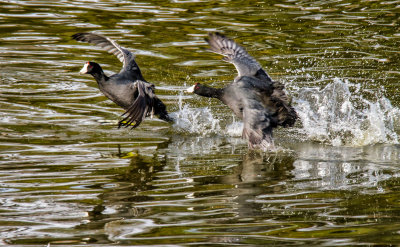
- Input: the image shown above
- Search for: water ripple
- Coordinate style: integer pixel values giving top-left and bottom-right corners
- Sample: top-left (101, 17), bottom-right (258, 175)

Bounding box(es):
top-left (1, 0), bottom-right (400, 246)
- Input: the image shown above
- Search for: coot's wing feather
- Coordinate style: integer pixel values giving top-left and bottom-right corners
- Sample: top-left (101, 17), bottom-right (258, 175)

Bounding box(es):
top-left (72, 32), bottom-right (144, 81)
top-left (240, 78), bottom-right (297, 128)
top-left (270, 82), bottom-right (297, 127)
top-left (118, 80), bottom-right (155, 129)
top-left (206, 32), bottom-right (272, 81)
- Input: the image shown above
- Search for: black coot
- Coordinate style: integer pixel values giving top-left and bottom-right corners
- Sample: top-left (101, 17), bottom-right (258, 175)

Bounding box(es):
top-left (72, 32), bottom-right (171, 129)
top-left (187, 32), bottom-right (297, 149)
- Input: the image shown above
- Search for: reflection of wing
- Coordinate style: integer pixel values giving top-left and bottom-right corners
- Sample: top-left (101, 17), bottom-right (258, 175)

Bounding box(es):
top-left (206, 32), bottom-right (271, 81)
top-left (241, 101), bottom-right (274, 150)
top-left (118, 80), bottom-right (155, 129)
top-left (72, 32), bottom-right (144, 81)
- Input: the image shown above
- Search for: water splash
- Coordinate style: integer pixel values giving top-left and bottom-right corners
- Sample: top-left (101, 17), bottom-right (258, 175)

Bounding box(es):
top-left (171, 90), bottom-right (248, 138)
top-left (171, 105), bottom-right (221, 135)
top-left (294, 78), bottom-right (400, 146)
top-left (225, 117), bottom-right (243, 137)
top-left (170, 90), bottom-right (221, 135)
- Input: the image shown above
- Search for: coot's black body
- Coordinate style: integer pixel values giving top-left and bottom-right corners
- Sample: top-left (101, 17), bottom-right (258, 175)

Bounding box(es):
top-left (187, 33), bottom-right (297, 149)
top-left (73, 32), bottom-right (171, 129)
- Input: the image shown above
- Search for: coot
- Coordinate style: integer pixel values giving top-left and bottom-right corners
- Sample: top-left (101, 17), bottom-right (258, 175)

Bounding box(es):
top-left (72, 32), bottom-right (171, 129)
top-left (187, 32), bottom-right (297, 149)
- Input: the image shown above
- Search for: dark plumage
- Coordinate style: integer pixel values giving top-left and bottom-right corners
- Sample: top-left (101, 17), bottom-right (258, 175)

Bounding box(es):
top-left (187, 32), bottom-right (297, 150)
top-left (72, 32), bottom-right (171, 129)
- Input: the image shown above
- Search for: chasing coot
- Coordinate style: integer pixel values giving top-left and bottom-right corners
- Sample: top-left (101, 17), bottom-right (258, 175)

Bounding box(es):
top-left (187, 32), bottom-right (297, 149)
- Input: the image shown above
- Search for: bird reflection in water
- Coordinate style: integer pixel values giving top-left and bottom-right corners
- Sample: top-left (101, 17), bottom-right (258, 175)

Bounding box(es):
top-left (81, 150), bottom-right (166, 229)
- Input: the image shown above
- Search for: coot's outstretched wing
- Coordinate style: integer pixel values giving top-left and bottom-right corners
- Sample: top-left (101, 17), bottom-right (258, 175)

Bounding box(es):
top-left (72, 32), bottom-right (144, 81)
top-left (118, 80), bottom-right (155, 129)
top-left (206, 32), bottom-right (272, 81)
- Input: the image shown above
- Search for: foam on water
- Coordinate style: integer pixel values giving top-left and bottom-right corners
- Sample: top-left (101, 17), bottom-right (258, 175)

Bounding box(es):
top-left (294, 78), bottom-right (400, 146)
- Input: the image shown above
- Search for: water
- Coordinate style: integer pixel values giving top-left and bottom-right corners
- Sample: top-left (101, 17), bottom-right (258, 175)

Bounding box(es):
top-left (1, 0), bottom-right (400, 246)
top-left (295, 78), bottom-right (400, 146)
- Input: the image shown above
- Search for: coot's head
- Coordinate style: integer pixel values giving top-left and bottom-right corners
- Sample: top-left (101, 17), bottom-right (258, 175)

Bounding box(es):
top-left (186, 83), bottom-right (203, 93)
top-left (79, 61), bottom-right (101, 75)
top-left (186, 83), bottom-right (222, 98)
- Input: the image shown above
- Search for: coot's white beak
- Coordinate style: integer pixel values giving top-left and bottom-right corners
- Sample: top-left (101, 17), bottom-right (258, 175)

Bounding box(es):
top-left (79, 63), bottom-right (90, 74)
top-left (186, 85), bottom-right (195, 93)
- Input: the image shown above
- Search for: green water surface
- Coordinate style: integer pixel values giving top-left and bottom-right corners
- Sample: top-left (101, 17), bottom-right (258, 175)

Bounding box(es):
top-left (1, 0), bottom-right (400, 246)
